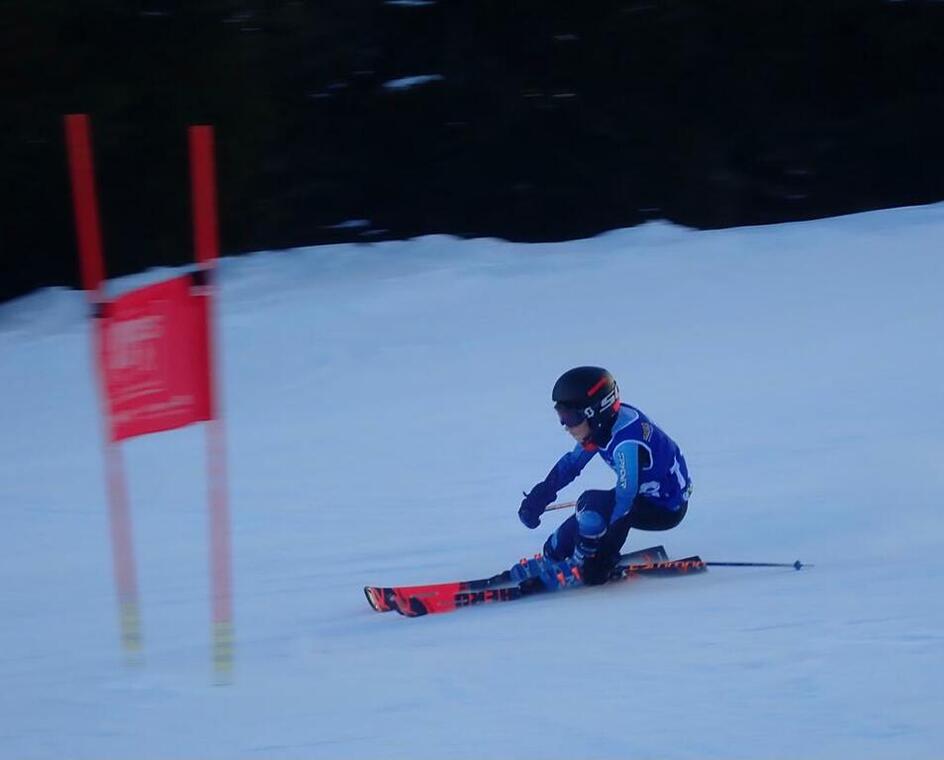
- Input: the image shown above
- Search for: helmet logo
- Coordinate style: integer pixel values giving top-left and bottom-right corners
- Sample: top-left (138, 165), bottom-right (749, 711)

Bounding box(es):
top-left (599, 388), bottom-right (617, 411)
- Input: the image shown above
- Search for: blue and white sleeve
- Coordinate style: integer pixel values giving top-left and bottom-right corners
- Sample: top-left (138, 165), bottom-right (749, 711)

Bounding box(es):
top-left (544, 444), bottom-right (595, 494)
top-left (610, 440), bottom-right (640, 522)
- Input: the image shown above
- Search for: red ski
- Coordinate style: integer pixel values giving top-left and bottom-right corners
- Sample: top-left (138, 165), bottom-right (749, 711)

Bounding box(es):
top-left (391, 556), bottom-right (707, 617)
top-left (364, 545), bottom-right (668, 613)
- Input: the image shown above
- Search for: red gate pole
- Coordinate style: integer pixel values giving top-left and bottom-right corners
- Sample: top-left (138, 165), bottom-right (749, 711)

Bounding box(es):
top-left (64, 114), bottom-right (142, 659)
top-left (189, 125), bottom-right (233, 680)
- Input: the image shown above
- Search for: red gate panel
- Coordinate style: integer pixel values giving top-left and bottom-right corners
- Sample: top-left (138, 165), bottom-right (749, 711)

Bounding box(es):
top-left (98, 275), bottom-right (213, 442)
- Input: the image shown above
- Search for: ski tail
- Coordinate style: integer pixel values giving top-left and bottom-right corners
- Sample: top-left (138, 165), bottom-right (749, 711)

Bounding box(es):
top-left (611, 555), bottom-right (706, 581)
top-left (617, 544), bottom-right (668, 566)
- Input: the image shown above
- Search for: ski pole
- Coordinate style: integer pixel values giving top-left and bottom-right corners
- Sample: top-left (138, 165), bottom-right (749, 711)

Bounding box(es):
top-left (542, 503), bottom-right (809, 570)
top-left (546, 500), bottom-right (576, 511)
top-left (706, 560), bottom-right (809, 570)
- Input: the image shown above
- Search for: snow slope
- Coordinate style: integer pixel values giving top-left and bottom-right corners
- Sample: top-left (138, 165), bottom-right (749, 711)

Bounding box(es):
top-left (1, 205), bottom-right (943, 759)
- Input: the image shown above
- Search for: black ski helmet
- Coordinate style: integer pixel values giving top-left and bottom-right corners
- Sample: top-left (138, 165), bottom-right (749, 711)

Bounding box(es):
top-left (552, 366), bottom-right (620, 447)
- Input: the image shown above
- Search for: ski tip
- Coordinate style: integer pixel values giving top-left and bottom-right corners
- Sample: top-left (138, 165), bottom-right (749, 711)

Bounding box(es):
top-left (793, 560), bottom-right (808, 570)
top-left (364, 585), bottom-right (394, 612)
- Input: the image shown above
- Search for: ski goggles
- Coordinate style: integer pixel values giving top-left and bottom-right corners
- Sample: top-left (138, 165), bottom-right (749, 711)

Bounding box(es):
top-left (555, 404), bottom-right (588, 427)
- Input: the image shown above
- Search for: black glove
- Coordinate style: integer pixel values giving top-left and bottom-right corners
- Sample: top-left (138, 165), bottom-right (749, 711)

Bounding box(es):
top-left (518, 481), bottom-right (555, 529)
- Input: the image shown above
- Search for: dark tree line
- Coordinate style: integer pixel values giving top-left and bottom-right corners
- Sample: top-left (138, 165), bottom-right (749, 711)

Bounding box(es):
top-left (3, 0), bottom-right (944, 302)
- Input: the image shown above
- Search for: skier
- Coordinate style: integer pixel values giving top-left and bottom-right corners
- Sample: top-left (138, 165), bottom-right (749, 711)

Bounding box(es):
top-left (515, 366), bottom-right (692, 588)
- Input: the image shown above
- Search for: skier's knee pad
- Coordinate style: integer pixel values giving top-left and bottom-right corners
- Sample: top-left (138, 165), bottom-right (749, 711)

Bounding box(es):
top-left (576, 508), bottom-right (607, 539)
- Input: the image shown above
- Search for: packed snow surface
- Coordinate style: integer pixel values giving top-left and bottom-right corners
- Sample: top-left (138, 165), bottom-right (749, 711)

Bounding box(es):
top-left (1, 205), bottom-right (943, 759)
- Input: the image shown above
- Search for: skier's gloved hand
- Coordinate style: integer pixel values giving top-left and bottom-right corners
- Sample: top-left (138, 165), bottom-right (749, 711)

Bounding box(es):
top-left (518, 481), bottom-right (555, 529)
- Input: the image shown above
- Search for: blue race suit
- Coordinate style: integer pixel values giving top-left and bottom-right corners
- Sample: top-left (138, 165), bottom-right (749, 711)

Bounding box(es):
top-left (537, 404), bottom-right (692, 561)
